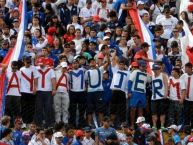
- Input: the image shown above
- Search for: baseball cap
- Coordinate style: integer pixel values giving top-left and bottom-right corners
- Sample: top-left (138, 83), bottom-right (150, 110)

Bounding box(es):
top-left (75, 130), bottom-right (84, 137)
top-left (103, 36), bottom-right (110, 41)
top-left (136, 116), bottom-right (145, 124)
top-left (55, 132), bottom-right (64, 138)
top-left (84, 126), bottom-right (92, 132)
top-left (153, 38), bottom-right (162, 42)
top-left (60, 62), bottom-right (68, 68)
top-left (152, 64), bottom-right (161, 70)
top-left (36, 57), bottom-right (45, 66)
top-left (137, 1), bottom-right (145, 6)
top-left (138, 60), bottom-right (147, 67)
top-left (121, 122), bottom-right (129, 128)
top-left (105, 29), bottom-right (111, 34)
top-left (92, 15), bottom-right (100, 22)
top-left (98, 53), bottom-right (105, 59)
top-left (131, 61), bottom-right (139, 67)
top-left (168, 125), bottom-right (178, 131)
top-left (23, 52), bottom-right (32, 60)
top-left (13, 19), bottom-right (19, 23)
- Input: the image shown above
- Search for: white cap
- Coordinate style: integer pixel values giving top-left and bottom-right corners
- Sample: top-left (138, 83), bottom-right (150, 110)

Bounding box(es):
top-left (103, 36), bottom-right (110, 40)
top-left (137, 0), bottom-right (145, 6)
top-left (139, 10), bottom-right (149, 16)
top-left (105, 29), bottom-right (111, 34)
top-left (55, 132), bottom-right (64, 138)
top-left (168, 125), bottom-right (178, 131)
top-left (136, 116), bottom-right (145, 124)
top-left (60, 62), bottom-right (68, 68)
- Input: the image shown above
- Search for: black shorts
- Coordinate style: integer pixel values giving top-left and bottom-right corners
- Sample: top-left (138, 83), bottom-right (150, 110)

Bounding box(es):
top-left (86, 91), bottom-right (105, 114)
top-left (151, 99), bottom-right (168, 115)
top-left (110, 90), bottom-right (126, 114)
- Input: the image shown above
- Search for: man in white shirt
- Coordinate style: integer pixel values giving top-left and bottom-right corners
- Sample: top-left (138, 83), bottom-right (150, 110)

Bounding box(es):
top-left (69, 58), bottom-right (86, 128)
top-left (34, 57), bottom-right (56, 127)
top-left (20, 56), bottom-right (38, 124)
top-left (110, 59), bottom-right (130, 126)
top-left (137, 1), bottom-right (149, 17)
top-left (180, 63), bottom-right (193, 128)
top-left (28, 128), bottom-right (50, 145)
top-left (168, 67), bottom-right (183, 126)
top-left (85, 56), bottom-right (109, 126)
top-left (82, 127), bottom-right (95, 145)
top-left (79, 0), bottom-right (94, 24)
top-left (156, 6), bottom-right (178, 39)
top-left (54, 132), bottom-right (64, 145)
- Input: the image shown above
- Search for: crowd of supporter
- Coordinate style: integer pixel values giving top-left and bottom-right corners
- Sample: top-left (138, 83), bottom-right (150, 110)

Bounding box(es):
top-left (1, 0), bottom-right (193, 144)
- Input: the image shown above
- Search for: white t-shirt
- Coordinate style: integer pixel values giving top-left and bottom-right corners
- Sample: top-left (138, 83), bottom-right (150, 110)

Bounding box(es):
top-left (169, 77), bottom-right (181, 101)
top-left (110, 69), bottom-right (130, 93)
top-left (33, 37), bottom-right (48, 55)
top-left (156, 15), bottom-right (178, 39)
top-left (129, 69), bottom-right (150, 93)
top-left (85, 66), bottom-right (104, 92)
top-left (79, 7), bottom-right (94, 19)
top-left (36, 66), bottom-right (56, 91)
top-left (167, 37), bottom-right (181, 51)
top-left (55, 69), bottom-right (69, 93)
top-left (150, 4), bottom-right (164, 22)
top-left (69, 68), bottom-right (86, 92)
top-left (82, 137), bottom-right (95, 145)
top-left (180, 73), bottom-right (193, 101)
top-left (97, 8), bottom-right (109, 20)
top-left (73, 38), bottom-right (85, 55)
top-left (92, 1), bottom-right (101, 15)
top-left (28, 25), bottom-right (46, 36)
top-left (20, 66), bottom-right (39, 94)
top-left (6, 71), bottom-right (21, 96)
top-left (152, 73), bottom-right (166, 100)
top-left (42, 2), bottom-right (58, 15)
top-left (28, 138), bottom-right (50, 145)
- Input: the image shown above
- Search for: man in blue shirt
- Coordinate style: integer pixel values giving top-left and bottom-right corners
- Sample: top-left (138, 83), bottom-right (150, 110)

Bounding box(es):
top-left (168, 125), bottom-right (181, 145)
top-left (95, 116), bottom-right (118, 145)
top-left (12, 118), bottom-right (23, 145)
top-left (27, 3), bottom-right (45, 25)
